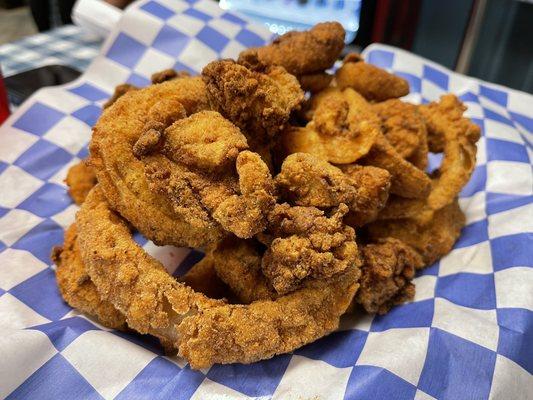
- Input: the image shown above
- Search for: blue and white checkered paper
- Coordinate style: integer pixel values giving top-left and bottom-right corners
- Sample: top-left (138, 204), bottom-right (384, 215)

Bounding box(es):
top-left (0, 1), bottom-right (532, 399)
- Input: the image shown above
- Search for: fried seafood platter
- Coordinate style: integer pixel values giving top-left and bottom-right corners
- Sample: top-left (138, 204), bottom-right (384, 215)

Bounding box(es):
top-left (54, 22), bottom-right (480, 369)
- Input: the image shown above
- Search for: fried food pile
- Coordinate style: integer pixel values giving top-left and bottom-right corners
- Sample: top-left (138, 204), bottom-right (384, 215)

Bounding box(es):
top-left (54, 22), bottom-right (479, 369)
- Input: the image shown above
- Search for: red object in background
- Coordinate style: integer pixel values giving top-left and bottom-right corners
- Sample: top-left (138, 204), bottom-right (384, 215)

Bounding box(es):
top-left (372, 0), bottom-right (421, 50)
top-left (0, 66), bottom-right (10, 124)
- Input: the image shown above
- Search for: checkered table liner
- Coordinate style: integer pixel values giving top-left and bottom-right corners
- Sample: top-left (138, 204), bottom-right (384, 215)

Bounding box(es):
top-left (0, 1), bottom-right (532, 399)
top-left (0, 25), bottom-right (102, 77)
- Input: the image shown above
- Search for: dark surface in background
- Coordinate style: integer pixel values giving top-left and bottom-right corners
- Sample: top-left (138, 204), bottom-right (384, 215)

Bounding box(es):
top-left (411, 0), bottom-right (474, 70)
top-left (468, 0), bottom-right (533, 94)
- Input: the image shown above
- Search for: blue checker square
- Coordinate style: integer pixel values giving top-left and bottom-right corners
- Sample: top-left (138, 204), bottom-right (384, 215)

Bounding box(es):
top-left (71, 104), bottom-right (102, 127)
top-left (0, 160), bottom-right (8, 175)
top-left (497, 308), bottom-right (533, 373)
top-left (12, 219), bottom-right (64, 264)
top-left (459, 91), bottom-right (479, 103)
top-left (235, 28), bottom-right (265, 47)
top-left (460, 165), bottom-right (487, 197)
top-left (419, 259), bottom-right (440, 276)
top-left (126, 72), bottom-right (151, 87)
top-left (116, 358), bottom-right (205, 400)
top-left (196, 26), bottom-right (230, 52)
top-left (69, 83), bottom-right (109, 102)
top-left (13, 102), bottom-right (65, 136)
top-left (221, 12), bottom-right (247, 26)
top-left (487, 138), bottom-right (530, 163)
top-left (173, 60), bottom-right (197, 75)
top-left (344, 366), bottom-right (416, 400)
top-left (18, 183), bottom-right (71, 218)
top-left (419, 328), bottom-right (496, 400)
top-left (480, 84), bottom-right (508, 107)
top-left (140, 0), bottom-right (175, 20)
top-left (295, 329), bottom-right (368, 368)
top-left (34, 317), bottom-right (99, 351)
top-left (77, 146), bottom-right (90, 159)
top-left (10, 268), bottom-right (72, 321)
top-left (152, 25), bottom-right (191, 58)
top-left (490, 233), bottom-right (533, 271)
top-left (423, 65), bottom-right (449, 89)
top-left (106, 33), bottom-right (147, 68)
top-left (370, 299), bottom-right (434, 332)
top-left (6, 354), bottom-right (102, 400)
top-left (396, 71), bottom-right (421, 94)
top-left (183, 7), bottom-right (212, 22)
top-left (112, 329), bottom-right (165, 355)
top-left (483, 107), bottom-right (514, 126)
top-left (454, 219), bottom-right (488, 248)
top-left (14, 139), bottom-right (73, 181)
top-left (366, 49), bottom-right (394, 68)
top-left (436, 273), bottom-right (496, 310)
top-left (208, 355), bottom-right (291, 397)
top-left (173, 249), bottom-right (205, 277)
top-left (486, 193), bottom-right (532, 216)
top-left (509, 111), bottom-right (533, 134)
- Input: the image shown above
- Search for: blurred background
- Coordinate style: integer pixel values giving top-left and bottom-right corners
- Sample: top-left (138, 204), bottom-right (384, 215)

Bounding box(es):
top-left (0, 0), bottom-right (532, 93)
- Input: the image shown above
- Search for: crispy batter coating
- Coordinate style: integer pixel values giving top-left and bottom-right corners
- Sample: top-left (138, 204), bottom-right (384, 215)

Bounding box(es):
top-left (260, 203), bottom-right (360, 295)
top-left (77, 186), bottom-right (359, 369)
top-left (52, 224), bottom-right (126, 329)
top-left (65, 159), bottom-right (97, 205)
top-left (339, 164), bottom-right (392, 226)
top-left (360, 134), bottom-right (432, 199)
top-left (282, 88), bottom-right (381, 164)
top-left (373, 99), bottom-right (424, 161)
top-left (367, 199), bottom-right (465, 265)
top-left (211, 238), bottom-right (276, 304)
top-left (151, 69), bottom-right (191, 84)
top-left (103, 83), bottom-right (138, 109)
top-left (336, 54), bottom-right (409, 101)
top-left (202, 59), bottom-right (303, 146)
top-left (238, 22), bottom-right (345, 75)
top-left (276, 153), bottom-right (391, 226)
top-left (90, 77), bottom-right (218, 248)
top-left (138, 111), bottom-right (276, 239)
top-left (355, 238), bottom-right (423, 314)
top-left (378, 95), bottom-right (480, 222)
top-left (179, 254), bottom-right (232, 300)
top-left (298, 72), bottom-right (334, 93)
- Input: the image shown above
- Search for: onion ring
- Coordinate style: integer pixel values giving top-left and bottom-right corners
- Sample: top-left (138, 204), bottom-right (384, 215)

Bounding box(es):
top-left (52, 224), bottom-right (127, 329)
top-left (77, 186), bottom-right (360, 369)
top-left (281, 88), bottom-right (381, 164)
top-left (90, 77), bottom-right (213, 248)
top-left (377, 94), bottom-right (480, 222)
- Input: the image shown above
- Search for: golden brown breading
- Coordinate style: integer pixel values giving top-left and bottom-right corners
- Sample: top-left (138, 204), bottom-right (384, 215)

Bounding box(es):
top-left (202, 59), bottom-right (303, 147)
top-left (52, 224), bottom-right (126, 329)
top-left (238, 22), bottom-right (345, 75)
top-left (103, 83), bottom-right (138, 109)
top-left (360, 134), bottom-right (431, 199)
top-left (179, 254), bottom-right (232, 300)
top-left (276, 153), bottom-right (391, 226)
top-left (298, 72), bottom-right (333, 93)
top-left (137, 111), bottom-right (276, 239)
top-left (336, 53), bottom-right (409, 101)
top-left (260, 203), bottom-right (360, 295)
top-left (378, 95), bottom-right (480, 222)
top-left (339, 164), bottom-right (392, 226)
top-left (367, 199), bottom-right (465, 265)
top-left (373, 99), bottom-right (425, 161)
top-left (211, 238), bottom-right (276, 304)
top-left (65, 159), bottom-right (97, 205)
top-left (90, 77), bottom-right (220, 248)
top-left (77, 186), bottom-right (360, 369)
top-left (281, 88), bottom-right (381, 164)
top-left (355, 238), bottom-right (423, 314)
top-left (151, 69), bottom-right (190, 84)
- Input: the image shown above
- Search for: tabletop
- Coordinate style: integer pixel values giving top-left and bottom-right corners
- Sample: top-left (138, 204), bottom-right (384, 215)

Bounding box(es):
top-left (0, 25), bottom-right (102, 78)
